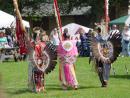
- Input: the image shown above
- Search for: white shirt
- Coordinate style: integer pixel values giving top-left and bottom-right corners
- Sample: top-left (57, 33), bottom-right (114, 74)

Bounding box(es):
top-left (122, 29), bottom-right (130, 41)
top-left (52, 33), bottom-right (60, 45)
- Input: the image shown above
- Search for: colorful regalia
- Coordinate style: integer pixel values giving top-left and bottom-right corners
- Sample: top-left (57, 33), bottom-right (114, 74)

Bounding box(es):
top-left (12, 0), bottom-right (57, 93)
top-left (28, 41), bottom-right (46, 92)
top-left (28, 40), bottom-right (57, 92)
top-left (89, 26), bottom-right (122, 87)
top-left (57, 40), bottom-right (78, 89)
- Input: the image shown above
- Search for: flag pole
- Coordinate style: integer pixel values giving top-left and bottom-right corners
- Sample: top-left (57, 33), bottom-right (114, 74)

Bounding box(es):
top-left (13, 0), bottom-right (33, 54)
top-left (104, 0), bottom-right (109, 32)
top-left (53, 0), bottom-right (63, 41)
top-left (13, 0), bottom-right (26, 33)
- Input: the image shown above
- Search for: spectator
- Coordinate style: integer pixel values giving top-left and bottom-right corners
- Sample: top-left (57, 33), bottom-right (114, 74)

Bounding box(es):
top-left (50, 28), bottom-right (60, 46)
top-left (40, 30), bottom-right (49, 42)
top-left (78, 28), bottom-right (90, 57)
top-left (109, 25), bottom-right (120, 38)
top-left (121, 25), bottom-right (130, 56)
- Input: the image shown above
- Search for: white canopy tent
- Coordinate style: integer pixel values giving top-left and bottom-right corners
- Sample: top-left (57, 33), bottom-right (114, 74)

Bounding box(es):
top-left (51, 23), bottom-right (90, 41)
top-left (62, 23), bottom-right (90, 35)
top-left (0, 10), bottom-right (30, 28)
top-left (61, 23), bottom-right (90, 40)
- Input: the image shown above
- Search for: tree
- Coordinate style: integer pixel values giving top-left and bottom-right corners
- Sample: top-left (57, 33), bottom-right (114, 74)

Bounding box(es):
top-left (0, 0), bottom-right (128, 23)
top-left (0, 0), bottom-right (14, 14)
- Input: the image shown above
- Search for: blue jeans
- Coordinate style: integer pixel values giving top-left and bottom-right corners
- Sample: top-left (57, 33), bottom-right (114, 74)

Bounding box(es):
top-left (103, 63), bottom-right (111, 81)
top-left (122, 40), bottom-right (130, 56)
top-left (97, 60), bottom-right (111, 85)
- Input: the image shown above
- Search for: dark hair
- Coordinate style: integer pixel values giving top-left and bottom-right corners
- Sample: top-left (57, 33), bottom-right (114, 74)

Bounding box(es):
top-left (97, 27), bottom-right (101, 33)
top-left (63, 32), bottom-right (70, 39)
top-left (64, 28), bottom-right (68, 33)
top-left (33, 32), bottom-right (37, 41)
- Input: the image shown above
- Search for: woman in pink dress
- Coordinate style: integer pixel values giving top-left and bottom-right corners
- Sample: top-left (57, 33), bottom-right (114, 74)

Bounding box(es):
top-left (57, 28), bottom-right (78, 90)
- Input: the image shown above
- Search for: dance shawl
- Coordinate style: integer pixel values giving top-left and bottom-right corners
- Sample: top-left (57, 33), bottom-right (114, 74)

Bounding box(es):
top-left (29, 41), bottom-right (57, 74)
top-left (89, 31), bottom-right (122, 64)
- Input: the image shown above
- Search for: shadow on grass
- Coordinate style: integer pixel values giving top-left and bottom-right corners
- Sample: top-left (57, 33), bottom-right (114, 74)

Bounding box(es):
top-left (46, 84), bottom-right (63, 91)
top-left (2, 60), bottom-right (16, 63)
top-left (110, 75), bottom-right (130, 79)
top-left (46, 84), bottom-right (100, 91)
top-left (5, 88), bottom-right (32, 95)
top-left (5, 85), bottom-right (100, 95)
top-left (79, 85), bottom-right (100, 89)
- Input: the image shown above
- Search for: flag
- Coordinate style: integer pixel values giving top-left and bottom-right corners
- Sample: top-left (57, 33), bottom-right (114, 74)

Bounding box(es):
top-left (16, 18), bottom-right (27, 54)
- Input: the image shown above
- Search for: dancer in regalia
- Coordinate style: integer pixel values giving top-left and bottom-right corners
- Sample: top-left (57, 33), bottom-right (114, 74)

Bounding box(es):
top-left (57, 28), bottom-right (78, 90)
top-left (89, 25), bottom-right (122, 87)
top-left (13, 0), bottom-right (57, 93)
top-left (28, 28), bottom-right (57, 93)
top-left (28, 29), bottom-right (46, 92)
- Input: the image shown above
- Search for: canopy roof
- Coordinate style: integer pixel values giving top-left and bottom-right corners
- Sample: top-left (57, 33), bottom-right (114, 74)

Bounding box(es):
top-left (0, 10), bottom-right (30, 28)
top-left (109, 15), bottom-right (130, 25)
top-left (62, 23), bottom-right (90, 35)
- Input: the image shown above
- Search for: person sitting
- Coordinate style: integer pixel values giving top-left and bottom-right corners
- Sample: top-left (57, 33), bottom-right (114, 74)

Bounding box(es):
top-left (0, 31), bottom-right (10, 48)
top-left (6, 34), bottom-right (13, 47)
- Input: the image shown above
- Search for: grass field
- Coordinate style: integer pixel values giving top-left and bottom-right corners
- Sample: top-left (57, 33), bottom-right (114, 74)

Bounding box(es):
top-left (0, 57), bottom-right (130, 98)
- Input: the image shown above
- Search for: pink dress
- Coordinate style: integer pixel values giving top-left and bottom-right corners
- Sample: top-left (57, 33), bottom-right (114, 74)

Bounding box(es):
top-left (57, 40), bottom-right (78, 88)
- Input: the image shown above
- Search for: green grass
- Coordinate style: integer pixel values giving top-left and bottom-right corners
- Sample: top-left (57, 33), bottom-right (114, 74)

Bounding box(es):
top-left (0, 57), bottom-right (130, 98)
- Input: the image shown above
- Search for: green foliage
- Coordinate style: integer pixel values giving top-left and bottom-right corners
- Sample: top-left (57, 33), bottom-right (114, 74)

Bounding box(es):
top-left (89, 0), bottom-right (105, 22)
top-left (0, 0), bottom-right (128, 23)
top-left (0, 0), bottom-right (13, 14)
top-left (109, 0), bottom-right (128, 7)
top-left (0, 57), bottom-right (130, 98)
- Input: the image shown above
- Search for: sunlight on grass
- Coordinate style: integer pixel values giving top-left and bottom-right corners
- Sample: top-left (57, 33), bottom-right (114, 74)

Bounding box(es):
top-left (0, 57), bottom-right (130, 98)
